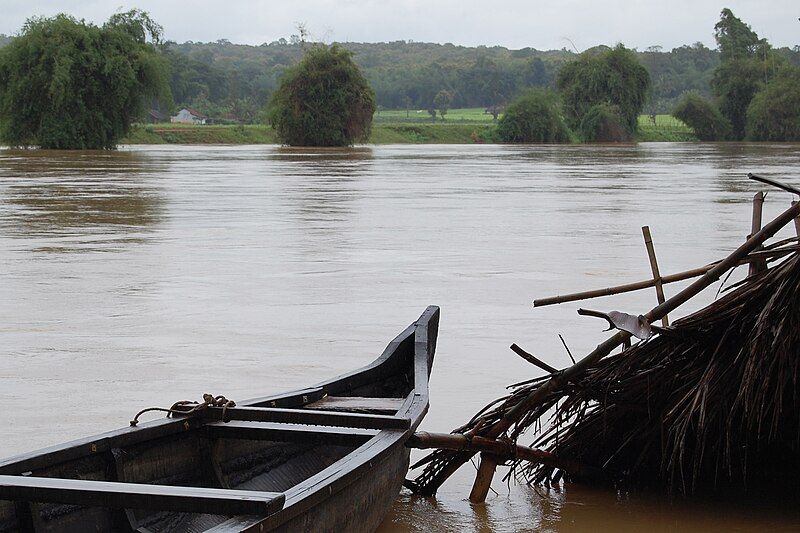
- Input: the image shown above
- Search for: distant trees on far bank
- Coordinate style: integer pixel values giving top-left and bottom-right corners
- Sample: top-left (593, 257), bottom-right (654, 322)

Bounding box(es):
top-left (0, 11), bottom-right (170, 149)
top-left (672, 8), bottom-right (800, 142)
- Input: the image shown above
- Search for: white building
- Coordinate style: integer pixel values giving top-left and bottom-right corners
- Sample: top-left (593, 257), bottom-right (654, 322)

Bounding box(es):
top-left (171, 108), bottom-right (207, 124)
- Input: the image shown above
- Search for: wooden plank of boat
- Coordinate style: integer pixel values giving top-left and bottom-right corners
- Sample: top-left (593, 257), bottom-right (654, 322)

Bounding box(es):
top-left (0, 305), bottom-right (440, 532)
top-left (201, 406), bottom-right (411, 430)
top-left (0, 476), bottom-right (285, 516)
top-left (205, 421), bottom-right (379, 447)
top-left (304, 396), bottom-right (406, 414)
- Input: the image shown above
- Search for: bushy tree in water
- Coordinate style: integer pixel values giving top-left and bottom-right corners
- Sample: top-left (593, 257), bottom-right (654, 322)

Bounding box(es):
top-left (672, 92), bottom-right (731, 141)
top-left (579, 104), bottom-right (631, 142)
top-left (557, 45), bottom-right (650, 135)
top-left (267, 44), bottom-right (375, 146)
top-left (745, 67), bottom-right (800, 141)
top-left (0, 11), bottom-right (170, 149)
top-left (496, 89), bottom-right (571, 143)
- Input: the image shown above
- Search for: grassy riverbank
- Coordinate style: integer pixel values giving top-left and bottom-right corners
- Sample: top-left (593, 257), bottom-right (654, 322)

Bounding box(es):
top-left (122, 112), bottom-right (696, 145)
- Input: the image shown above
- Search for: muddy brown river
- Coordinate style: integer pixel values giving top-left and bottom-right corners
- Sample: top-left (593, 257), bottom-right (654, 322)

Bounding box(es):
top-left (2, 143), bottom-right (800, 531)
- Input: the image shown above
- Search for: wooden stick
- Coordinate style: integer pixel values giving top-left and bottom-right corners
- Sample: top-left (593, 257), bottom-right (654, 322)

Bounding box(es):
top-left (793, 201), bottom-right (800, 237)
top-left (642, 226), bottom-right (668, 326)
top-left (749, 192), bottom-right (766, 276)
top-left (510, 344), bottom-right (558, 374)
top-left (469, 454), bottom-right (500, 503)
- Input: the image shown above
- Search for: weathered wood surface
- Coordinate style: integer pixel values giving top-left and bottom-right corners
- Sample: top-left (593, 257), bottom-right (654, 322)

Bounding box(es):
top-left (0, 475), bottom-right (284, 516)
top-left (305, 396), bottom-right (405, 414)
top-left (201, 406), bottom-right (411, 430)
top-left (205, 421), bottom-right (378, 446)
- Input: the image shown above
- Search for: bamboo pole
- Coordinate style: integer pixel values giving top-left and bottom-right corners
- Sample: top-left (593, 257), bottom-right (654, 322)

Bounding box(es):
top-left (793, 201), bottom-right (800, 237)
top-left (749, 192), bottom-right (765, 276)
top-left (469, 454), bottom-right (500, 503)
top-left (407, 432), bottom-right (598, 478)
top-left (642, 226), bottom-right (668, 327)
top-left (533, 247), bottom-right (795, 308)
top-left (429, 199), bottom-right (800, 500)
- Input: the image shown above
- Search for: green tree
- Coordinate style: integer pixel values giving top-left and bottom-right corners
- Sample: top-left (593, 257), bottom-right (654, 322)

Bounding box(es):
top-left (496, 89), bottom-right (571, 143)
top-left (557, 44), bottom-right (650, 135)
top-left (714, 8), bottom-right (763, 62)
top-left (434, 90), bottom-right (453, 120)
top-left (746, 67), bottom-right (800, 141)
top-left (672, 92), bottom-right (731, 140)
top-left (711, 9), bottom-right (776, 139)
top-left (402, 95), bottom-right (413, 118)
top-left (266, 44), bottom-right (375, 146)
top-left (0, 11), bottom-right (170, 149)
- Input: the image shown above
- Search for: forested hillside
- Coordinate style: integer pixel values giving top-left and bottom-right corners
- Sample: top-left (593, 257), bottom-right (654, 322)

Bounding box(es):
top-left (163, 40), bottom-right (730, 118)
top-left (2, 33), bottom-right (798, 120)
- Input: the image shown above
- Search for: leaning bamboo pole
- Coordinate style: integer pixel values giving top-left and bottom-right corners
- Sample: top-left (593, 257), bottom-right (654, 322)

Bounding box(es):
top-left (419, 198), bottom-right (800, 500)
top-left (642, 226), bottom-right (668, 326)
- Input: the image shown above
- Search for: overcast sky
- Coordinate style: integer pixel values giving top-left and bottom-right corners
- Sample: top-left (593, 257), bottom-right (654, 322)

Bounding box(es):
top-left (2, 1), bottom-right (798, 51)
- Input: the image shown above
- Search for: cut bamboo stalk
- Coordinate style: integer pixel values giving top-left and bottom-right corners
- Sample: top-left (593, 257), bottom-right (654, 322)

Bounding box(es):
top-left (642, 226), bottom-right (669, 327)
top-left (469, 453), bottom-right (500, 503)
top-left (419, 199), bottom-right (800, 497)
top-left (749, 192), bottom-right (765, 276)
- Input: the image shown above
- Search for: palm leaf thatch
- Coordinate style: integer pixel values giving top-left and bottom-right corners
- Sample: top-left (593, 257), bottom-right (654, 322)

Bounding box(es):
top-left (410, 238), bottom-right (800, 496)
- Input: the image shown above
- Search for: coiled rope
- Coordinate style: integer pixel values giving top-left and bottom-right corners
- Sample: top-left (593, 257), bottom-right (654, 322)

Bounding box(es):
top-left (130, 393), bottom-right (236, 427)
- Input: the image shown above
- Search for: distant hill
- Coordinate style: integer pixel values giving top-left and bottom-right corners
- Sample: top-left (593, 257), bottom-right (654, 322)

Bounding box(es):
top-left (164, 39), bottom-right (727, 116)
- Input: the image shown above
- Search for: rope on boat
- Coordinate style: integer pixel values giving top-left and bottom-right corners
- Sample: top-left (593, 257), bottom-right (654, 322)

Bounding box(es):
top-left (129, 393), bottom-right (236, 426)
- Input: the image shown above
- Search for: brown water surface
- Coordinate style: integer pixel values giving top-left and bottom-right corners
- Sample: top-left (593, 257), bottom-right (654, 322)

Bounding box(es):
top-left (2, 143), bottom-right (800, 531)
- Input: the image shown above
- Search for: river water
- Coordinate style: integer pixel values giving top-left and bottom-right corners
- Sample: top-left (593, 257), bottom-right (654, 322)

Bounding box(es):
top-left (2, 143), bottom-right (800, 531)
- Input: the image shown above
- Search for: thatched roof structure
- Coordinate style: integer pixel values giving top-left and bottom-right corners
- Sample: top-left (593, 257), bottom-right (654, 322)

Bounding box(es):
top-left (409, 181), bottom-right (800, 498)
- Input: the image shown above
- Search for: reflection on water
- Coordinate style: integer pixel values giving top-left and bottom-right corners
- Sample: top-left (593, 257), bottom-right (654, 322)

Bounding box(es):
top-left (2, 143), bottom-right (800, 531)
top-left (0, 150), bottom-right (164, 252)
top-left (273, 147), bottom-right (372, 260)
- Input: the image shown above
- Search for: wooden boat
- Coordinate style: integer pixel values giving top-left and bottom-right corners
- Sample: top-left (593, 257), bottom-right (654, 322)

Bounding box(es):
top-left (0, 306), bottom-right (440, 532)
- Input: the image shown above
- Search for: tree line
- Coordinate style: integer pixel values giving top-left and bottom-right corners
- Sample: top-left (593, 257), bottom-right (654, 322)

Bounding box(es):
top-left (0, 8), bottom-right (797, 148)
top-left (4, 26), bottom-right (795, 122)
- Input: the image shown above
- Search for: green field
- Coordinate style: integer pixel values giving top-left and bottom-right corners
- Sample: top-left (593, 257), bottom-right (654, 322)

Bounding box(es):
top-left (373, 107), bottom-right (496, 124)
top-left (122, 111), bottom-right (696, 145)
top-left (637, 114), bottom-right (696, 141)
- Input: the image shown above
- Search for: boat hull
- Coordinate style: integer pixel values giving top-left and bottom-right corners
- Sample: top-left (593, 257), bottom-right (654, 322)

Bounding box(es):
top-left (0, 306), bottom-right (440, 533)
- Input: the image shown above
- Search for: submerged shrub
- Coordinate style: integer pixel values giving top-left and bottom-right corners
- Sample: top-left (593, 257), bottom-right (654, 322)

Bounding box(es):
top-left (672, 92), bottom-right (731, 141)
top-left (579, 104), bottom-right (631, 142)
top-left (745, 68), bottom-right (800, 142)
top-left (267, 44), bottom-right (375, 146)
top-left (557, 44), bottom-right (650, 134)
top-left (496, 90), bottom-right (571, 143)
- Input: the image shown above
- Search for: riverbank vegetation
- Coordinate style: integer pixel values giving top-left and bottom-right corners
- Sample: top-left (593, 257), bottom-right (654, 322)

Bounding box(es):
top-left (2, 8), bottom-right (795, 147)
top-left (121, 114), bottom-right (691, 145)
